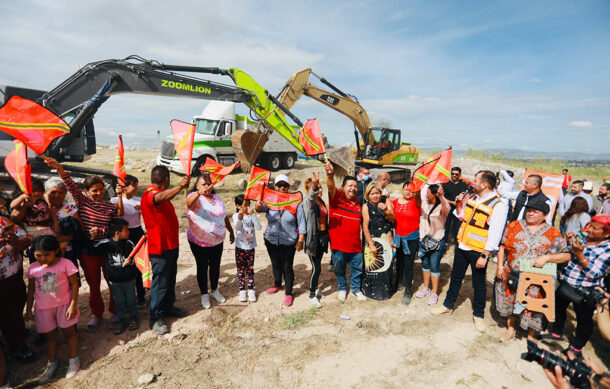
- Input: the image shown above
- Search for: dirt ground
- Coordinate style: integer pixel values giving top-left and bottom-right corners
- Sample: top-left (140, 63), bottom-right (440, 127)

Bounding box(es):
top-left (6, 147), bottom-right (609, 388)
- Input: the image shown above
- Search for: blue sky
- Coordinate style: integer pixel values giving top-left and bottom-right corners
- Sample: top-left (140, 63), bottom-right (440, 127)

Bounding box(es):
top-left (1, 0), bottom-right (608, 154)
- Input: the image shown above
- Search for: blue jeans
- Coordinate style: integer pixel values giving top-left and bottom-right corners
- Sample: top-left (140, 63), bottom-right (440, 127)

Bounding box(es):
top-left (418, 238), bottom-right (446, 277)
top-left (149, 248), bottom-right (179, 324)
top-left (331, 250), bottom-right (363, 293)
top-left (109, 279), bottom-right (137, 324)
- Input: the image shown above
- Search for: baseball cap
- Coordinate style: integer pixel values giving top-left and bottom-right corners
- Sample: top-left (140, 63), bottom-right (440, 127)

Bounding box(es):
top-left (583, 181), bottom-right (593, 191)
top-left (274, 174), bottom-right (290, 185)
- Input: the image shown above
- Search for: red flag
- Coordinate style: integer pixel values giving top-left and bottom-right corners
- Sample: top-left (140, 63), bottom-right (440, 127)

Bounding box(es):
top-left (113, 135), bottom-right (127, 186)
top-left (411, 147), bottom-right (452, 192)
top-left (298, 118), bottom-right (326, 156)
top-left (244, 166), bottom-right (270, 200)
top-left (262, 186), bottom-right (303, 215)
top-left (4, 140), bottom-right (32, 195)
top-left (0, 96), bottom-right (70, 155)
top-left (199, 157), bottom-right (240, 184)
top-left (170, 119), bottom-right (196, 177)
top-left (129, 235), bottom-right (151, 289)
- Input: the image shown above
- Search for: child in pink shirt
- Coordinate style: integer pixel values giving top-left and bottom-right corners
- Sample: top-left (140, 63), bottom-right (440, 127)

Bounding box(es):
top-left (26, 235), bottom-right (80, 382)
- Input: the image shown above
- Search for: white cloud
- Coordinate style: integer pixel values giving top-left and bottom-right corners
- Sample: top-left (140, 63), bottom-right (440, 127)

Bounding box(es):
top-left (529, 78), bottom-right (541, 83)
top-left (568, 121), bottom-right (592, 127)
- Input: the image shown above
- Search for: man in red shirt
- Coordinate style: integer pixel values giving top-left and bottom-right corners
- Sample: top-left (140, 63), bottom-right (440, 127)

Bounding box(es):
top-left (561, 169), bottom-right (572, 195)
top-left (141, 166), bottom-right (189, 335)
top-left (325, 161), bottom-right (366, 302)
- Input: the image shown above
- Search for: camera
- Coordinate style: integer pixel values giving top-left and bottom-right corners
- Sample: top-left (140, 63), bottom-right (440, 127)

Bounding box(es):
top-left (521, 340), bottom-right (591, 389)
top-left (577, 286), bottom-right (608, 308)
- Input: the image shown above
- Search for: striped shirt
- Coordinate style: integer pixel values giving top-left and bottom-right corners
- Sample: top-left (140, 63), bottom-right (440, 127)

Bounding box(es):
top-left (561, 240), bottom-right (610, 288)
top-left (60, 172), bottom-right (117, 241)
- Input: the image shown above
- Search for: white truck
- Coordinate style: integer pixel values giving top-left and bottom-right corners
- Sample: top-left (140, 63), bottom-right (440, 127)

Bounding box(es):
top-left (156, 101), bottom-right (298, 174)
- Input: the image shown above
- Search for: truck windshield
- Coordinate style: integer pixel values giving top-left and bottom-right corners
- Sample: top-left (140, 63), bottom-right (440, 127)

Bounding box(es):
top-left (194, 119), bottom-right (219, 135)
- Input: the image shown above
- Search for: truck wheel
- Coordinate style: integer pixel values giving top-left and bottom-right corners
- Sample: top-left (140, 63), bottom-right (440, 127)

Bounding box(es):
top-left (266, 153), bottom-right (281, 171)
top-left (282, 153), bottom-right (296, 169)
top-left (192, 155), bottom-right (214, 176)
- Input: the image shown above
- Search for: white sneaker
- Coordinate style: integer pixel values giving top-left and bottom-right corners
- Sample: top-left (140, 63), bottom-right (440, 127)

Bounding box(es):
top-left (247, 289), bottom-right (257, 302)
top-left (238, 290), bottom-right (247, 302)
top-left (337, 290), bottom-right (347, 302)
top-left (352, 291), bottom-right (367, 301)
top-left (210, 289), bottom-right (226, 303)
top-left (201, 294), bottom-right (211, 309)
top-left (39, 360), bottom-right (58, 383)
top-left (315, 288), bottom-right (323, 299)
top-left (473, 316), bottom-right (487, 333)
top-left (309, 296), bottom-right (322, 308)
top-left (66, 356), bottom-right (80, 379)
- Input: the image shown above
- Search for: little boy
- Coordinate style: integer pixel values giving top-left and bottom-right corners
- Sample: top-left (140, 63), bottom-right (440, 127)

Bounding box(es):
top-left (93, 219), bottom-right (138, 334)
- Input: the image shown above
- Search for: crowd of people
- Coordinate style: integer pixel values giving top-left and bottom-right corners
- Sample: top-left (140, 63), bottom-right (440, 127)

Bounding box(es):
top-left (0, 157), bottom-right (609, 387)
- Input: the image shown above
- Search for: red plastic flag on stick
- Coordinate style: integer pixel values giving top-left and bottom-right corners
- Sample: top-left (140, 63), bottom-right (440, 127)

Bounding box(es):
top-left (262, 186), bottom-right (303, 215)
top-left (4, 140), bottom-right (32, 195)
top-left (200, 157), bottom-right (240, 184)
top-left (244, 166), bottom-right (270, 200)
top-left (298, 118), bottom-right (326, 156)
top-left (411, 147), bottom-right (452, 192)
top-left (0, 96), bottom-right (70, 155)
top-left (170, 119), bottom-right (196, 177)
top-left (113, 135), bottom-right (127, 186)
top-left (129, 235), bottom-right (151, 289)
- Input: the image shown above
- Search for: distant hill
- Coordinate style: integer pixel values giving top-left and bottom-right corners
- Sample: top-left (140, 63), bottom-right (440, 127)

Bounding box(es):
top-left (421, 147), bottom-right (609, 162)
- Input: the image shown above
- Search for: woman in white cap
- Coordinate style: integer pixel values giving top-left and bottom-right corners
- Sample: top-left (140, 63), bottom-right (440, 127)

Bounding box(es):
top-left (255, 174), bottom-right (306, 307)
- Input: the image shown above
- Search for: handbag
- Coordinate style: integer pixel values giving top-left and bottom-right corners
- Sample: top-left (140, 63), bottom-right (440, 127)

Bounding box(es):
top-left (507, 269), bottom-right (520, 292)
top-left (421, 234), bottom-right (440, 252)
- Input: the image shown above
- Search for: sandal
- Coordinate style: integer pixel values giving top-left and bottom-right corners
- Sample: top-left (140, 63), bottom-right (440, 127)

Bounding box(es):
top-left (562, 345), bottom-right (583, 359)
top-left (541, 332), bottom-right (564, 342)
top-left (86, 317), bottom-right (101, 332)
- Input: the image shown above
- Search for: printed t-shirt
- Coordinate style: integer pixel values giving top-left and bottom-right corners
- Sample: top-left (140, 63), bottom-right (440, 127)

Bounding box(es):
top-left (329, 191), bottom-right (362, 253)
top-left (0, 217), bottom-right (28, 280)
top-left (187, 194), bottom-right (226, 247)
top-left (141, 185), bottom-right (179, 255)
top-left (110, 196), bottom-right (142, 228)
top-left (26, 257), bottom-right (78, 310)
top-left (393, 198), bottom-right (420, 236)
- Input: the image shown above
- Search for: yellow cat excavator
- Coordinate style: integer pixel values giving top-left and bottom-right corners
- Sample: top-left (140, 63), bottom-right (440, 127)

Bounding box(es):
top-left (231, 68), bottom-right (419, 173)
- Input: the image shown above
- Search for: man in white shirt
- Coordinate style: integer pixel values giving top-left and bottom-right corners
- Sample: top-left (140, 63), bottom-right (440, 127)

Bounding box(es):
top-left (432, 170), bottom-right (508, 333)
top-left (559, 180), bottom-right (594, 216)
top-left (497, 173), bottom-right (555, 225)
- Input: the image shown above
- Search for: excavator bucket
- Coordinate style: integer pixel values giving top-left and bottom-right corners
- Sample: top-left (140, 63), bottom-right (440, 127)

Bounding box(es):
top-left (326, 146), bottom-right (355, 178)
top-left (231, 129), bottom-right (268, 173)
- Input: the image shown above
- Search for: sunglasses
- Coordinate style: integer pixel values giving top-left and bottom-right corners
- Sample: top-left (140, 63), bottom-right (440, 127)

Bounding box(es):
top-left (276, 183), bottom-right (289, 189)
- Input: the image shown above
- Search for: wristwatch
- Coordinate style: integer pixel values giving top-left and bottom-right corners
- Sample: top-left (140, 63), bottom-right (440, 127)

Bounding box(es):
top-left (480, 253), bottom-right (489, 260)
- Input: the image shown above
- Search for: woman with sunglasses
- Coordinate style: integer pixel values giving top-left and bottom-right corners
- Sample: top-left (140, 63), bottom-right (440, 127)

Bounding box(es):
top-left (255, 174), bottom-right (306, 307)
top-left (186, 173), bottom-right (235, 310)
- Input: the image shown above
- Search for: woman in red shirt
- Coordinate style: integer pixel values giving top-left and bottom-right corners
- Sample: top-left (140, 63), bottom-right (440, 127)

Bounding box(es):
top-left (392, 183), bottom-right (421, 305)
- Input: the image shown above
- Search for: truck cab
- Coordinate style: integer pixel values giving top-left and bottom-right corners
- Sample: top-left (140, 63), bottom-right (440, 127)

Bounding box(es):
top-left (156, 101), bottom-right (298, 174)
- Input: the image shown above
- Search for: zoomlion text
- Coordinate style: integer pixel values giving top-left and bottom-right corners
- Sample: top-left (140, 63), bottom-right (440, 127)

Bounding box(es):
top-left (161, 80), bottom-right (211, 94)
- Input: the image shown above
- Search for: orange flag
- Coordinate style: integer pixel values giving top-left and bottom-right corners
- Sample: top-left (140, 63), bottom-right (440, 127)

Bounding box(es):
top-left (262, 186), bottom-right (303, 215)
top-left (244, 166), bottom-right (270, 200)
top-left (4, 140), bottom-right (32, 195)
top-left (298, 118), bottom-right (326, 156)
top-left (199, 157), bottom-right (240, 184)
top-left (170, 119), bottom-right (196, 177)
top-left (412, 147), bottom-right (452, 192)
top-left (113, 135), bottom-right (127, 186)
top-left (0, 96), bottom-right (70, 155)
top-left (129, 235), bottom-right (151, 289)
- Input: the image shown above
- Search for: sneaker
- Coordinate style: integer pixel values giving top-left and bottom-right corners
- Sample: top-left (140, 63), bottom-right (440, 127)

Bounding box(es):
top-left (265, 286), bottom-right (281, 294)
top-left (431, 305), bottom-right (451, 315)
top-left (352, 291), bottom-right (367, 301)
top-left (113, 322), bottom-right (128, 335)
top-left (0, 379), bottom-right (11, 389)
top-left (309, 296), bottom-right (322, 308)
top-left (110, 314), bottom-right (120, 328)
top-left (39, 360), bottom-right (58, 383)
top-left (473, 316), bottom-right (487, 333)
top-left (315, 288), bottom-right (323, 299)
top-left (152, 319), bottom-right (169, 335)
top-left (238, 290), bottom-right (247, 302)
top-left (415, 288), bottom-right (431, 298)
top-left (284, 295), bottom-right (293, 307)
top-left (541, 332), bottom-right (565, 342)
top-left (428, 293), bottom-right (438, 305)
top-left (86, 317), bottom-right (101, 333)
top-left (166, 306), bottom-right (188, 318)
top-left (247, 289), bottom-right (257, 302)
top-left (128, 320), bottom-right (139, 331)
top-left (65, 356), bottom-right (80, 379)
top-left (337, 290), bottom-right (347, 302)
top-left (402, 292), bottom-right (412, 305)
top-left (201, 294), bottom-right (211, 309)
top-left (210, 289), bottom-right (226, 303)
top-left (137, 298), bottom-right (147, 308)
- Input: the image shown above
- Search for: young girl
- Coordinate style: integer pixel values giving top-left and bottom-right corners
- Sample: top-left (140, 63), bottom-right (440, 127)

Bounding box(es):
top-left (232, 194), bottom-right (262, 302)
top-left (25, 235), bottom-right (80, 382)
top-left (10, 179), bottom-right (54, 240)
